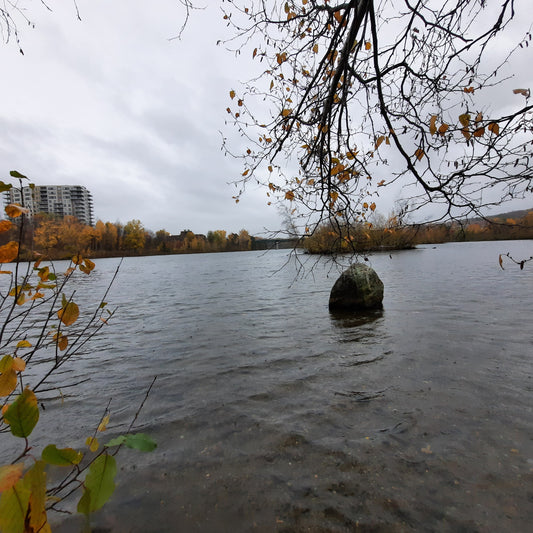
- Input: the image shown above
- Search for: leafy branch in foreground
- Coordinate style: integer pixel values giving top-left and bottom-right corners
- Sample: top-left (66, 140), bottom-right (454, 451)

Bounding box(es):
top-left (0, 173), bottom-right (156, 532)
top-left (222, 0), bottom-right (532, 237)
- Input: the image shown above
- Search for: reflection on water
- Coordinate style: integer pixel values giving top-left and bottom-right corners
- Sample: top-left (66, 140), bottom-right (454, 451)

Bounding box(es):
top-left (329, 308), bottom-right (384, 328)
top-left (9, 241), bottom-right (531, 532)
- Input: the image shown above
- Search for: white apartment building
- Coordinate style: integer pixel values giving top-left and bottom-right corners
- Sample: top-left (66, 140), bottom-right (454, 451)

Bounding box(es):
top-left (4, 185), bottom-right (94, 226)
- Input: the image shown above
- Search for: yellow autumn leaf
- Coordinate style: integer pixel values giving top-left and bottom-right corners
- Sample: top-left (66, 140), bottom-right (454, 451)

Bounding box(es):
top-left (0, 355), bottom-right (17, 397)
top-left (79, 258), bottom-right (95, 275)
top-left (16, 340), bottom-right (32, 349)
top-left (5, 203), bottom-right (29, 218)
top-left (458, 113), bottom-right (470, 127)
top-left (0, 241), bottom-right (19, 263)
top-left (57, 302), bottom-right (80, 327)
top-left (377, 179), bottom-right (386, 187)
top-left (97, 415), bottom-right (110, 433)
top-left (86, 436), bottom-right (99, 453)
top-left (229, 90), bottom-right (236, 99)
top-left (329, 191), bottom-right (339, 203)
top-left (281, 109), bottom-right (292, 117)
top-left (370, 202), bottom-right (376, 211)
top-left (72, 254), bottom-right (83, 266)
top-left (365, 41), bottom-right (371, 50)
top-left (415, 148), bottom-right (425, 161)
top-left (312, 43), bottom-right (318, 54)
top-left (285, 191), bottom-right (295, 201)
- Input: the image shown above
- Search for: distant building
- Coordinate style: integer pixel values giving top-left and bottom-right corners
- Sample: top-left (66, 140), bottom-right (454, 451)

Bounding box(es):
top-left (3, 185), bottom-right (94, 226)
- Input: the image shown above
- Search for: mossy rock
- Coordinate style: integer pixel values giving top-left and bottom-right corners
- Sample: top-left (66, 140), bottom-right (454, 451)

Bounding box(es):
top-left (329, 263), bottom-right (384, 311)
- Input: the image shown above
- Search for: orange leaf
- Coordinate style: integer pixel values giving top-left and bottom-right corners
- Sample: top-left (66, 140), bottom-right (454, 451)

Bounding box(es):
top-left (365, 41), bottom-right (371, 50)
top-left (229, 90), bottom-right (236, 99)
top-left (0, 220), bottom-right (12, 233)
top-left (312, 44), bottom-right (318, 54)
top-left (57, 302), bottom-right (79, 327)
top-left (285, 191), bottom-right (295, 201)
top-left (463, 87), bottom-right (475, 94)
top-left (0, 241), bottom-right (19, 263)
top-left (429, 115), bottom-right (438, 135)
top-left (473, 127), bottom-right (485, 137)
top-left (281, 109), bottom-right (292, 117)
top-left (415, 148), bottom-right (425, 161)
top-left (54, 333), bottom-right (68, 351)
top-left (12, 357), bottom-right (26, 372)
top-left (370, 202), bottom-right (376, 211)
top-left (438, 123), bottom-right (449, 136)
top-left (375, 136), bottom-right (385, 149)
top-left (488, 122), bottom-right (500, 135)
top-left (0, 464), bottom-right (24, 492)
top-left (5, 203), bottom-right (29, 218)
top-left (513, 88), bottom-right (530, 97)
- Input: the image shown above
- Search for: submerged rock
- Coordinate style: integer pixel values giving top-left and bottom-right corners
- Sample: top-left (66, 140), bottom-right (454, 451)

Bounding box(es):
top-left (329, 263), bottom-right (384, 311)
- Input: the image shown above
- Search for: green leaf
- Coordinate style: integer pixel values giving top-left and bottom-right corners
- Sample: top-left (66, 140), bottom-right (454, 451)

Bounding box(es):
top-left (4, 388), bottom-right (39, 438)
top-left (0, 478), bottom-right (31, 533)
top-left (9, 170), bottom-right (28, 180)
top-left (105, 433), bottom-right (157, 452)
top-left (42, 444), bottom-right (83, 466)
top-left (77, 454), bottom-right (117, 515)
top-left (0, 181), bottom-right (13, 193)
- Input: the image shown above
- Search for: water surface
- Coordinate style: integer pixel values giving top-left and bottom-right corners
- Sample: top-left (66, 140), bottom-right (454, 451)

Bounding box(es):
top-left (5, 241), bottom-right (532, 532)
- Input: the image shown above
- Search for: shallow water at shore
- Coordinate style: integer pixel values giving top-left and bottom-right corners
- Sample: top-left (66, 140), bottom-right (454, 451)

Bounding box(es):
top-left (5, 241), bottom-right (532, 532)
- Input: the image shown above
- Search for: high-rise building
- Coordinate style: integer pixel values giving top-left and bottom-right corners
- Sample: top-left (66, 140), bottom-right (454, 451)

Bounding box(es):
top-left (3, 185), bottom-right (94, 226)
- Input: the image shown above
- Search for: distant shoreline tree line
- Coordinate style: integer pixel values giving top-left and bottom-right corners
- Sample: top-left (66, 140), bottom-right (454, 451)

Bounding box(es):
top-left (0, 213), bottom-right (257, 260)
top-left (302, 210), bottom-right (533, 254)
top-left (2, 208), bottom-right (532, 260)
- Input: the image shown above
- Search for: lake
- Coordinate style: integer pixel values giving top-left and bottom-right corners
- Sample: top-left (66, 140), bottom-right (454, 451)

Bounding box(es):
top-left (3, 240), bottom-right (532, 532)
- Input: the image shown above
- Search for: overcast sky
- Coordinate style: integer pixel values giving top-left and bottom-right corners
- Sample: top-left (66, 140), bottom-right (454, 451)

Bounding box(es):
top-left (0, 1), bottom-right (282, 235)
top-left (0, 1), bottom-right (531, 235)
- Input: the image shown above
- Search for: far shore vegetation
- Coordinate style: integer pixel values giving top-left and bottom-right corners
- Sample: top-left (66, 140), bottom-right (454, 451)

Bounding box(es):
top-left (303, 208), bottom-right (533, 255)
top-left (1, 207), bottom-right (532, 260)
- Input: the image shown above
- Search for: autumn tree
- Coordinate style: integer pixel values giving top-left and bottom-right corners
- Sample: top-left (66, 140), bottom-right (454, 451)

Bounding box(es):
top-left (222, 1), bottom-right (532, 243)
top-left (122, 219), bottom-right (146, 251)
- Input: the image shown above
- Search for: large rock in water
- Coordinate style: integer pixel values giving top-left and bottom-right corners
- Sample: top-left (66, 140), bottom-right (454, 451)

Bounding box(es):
top-left (329, 263), bottom-right (384, 311)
